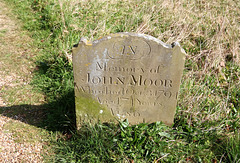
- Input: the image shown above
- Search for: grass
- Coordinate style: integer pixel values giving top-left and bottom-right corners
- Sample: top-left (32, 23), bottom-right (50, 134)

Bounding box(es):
top-left (2, 0), bottom-right (240, 162)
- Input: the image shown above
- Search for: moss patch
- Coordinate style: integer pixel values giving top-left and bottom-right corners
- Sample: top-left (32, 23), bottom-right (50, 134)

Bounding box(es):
top-left (75, 91), bottom-right (115, 128)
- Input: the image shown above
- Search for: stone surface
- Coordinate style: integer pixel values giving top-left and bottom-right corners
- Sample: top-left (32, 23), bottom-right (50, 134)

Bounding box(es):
top-left (73, 32), bottom-right (185, 127)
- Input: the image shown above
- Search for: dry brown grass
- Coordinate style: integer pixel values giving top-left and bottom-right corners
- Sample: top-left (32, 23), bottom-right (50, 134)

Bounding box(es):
top-left (64, 0), bottom-right (240, 66)
top-left (54, 0), bottom-right (239, 125)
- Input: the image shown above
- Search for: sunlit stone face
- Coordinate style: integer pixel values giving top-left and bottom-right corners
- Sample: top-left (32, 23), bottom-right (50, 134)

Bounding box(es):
top-left (73, 33), bottom-right (185, 127)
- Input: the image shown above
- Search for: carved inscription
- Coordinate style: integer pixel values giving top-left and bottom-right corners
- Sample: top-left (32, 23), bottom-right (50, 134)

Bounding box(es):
top-left (110, 108), bottom-right (141, 118)
top-left (73, 33), bottom-right (186, 125)
top-left (96, 62), bottom-right (165, 73)
top-left (87, 73), bottom-right (173, 87)
top-left (81, 86), bottom-right (177, 99)
top-left (108, 39), bottom-right (151, 60)
top-left (81, 56), bottom-right (177, 117)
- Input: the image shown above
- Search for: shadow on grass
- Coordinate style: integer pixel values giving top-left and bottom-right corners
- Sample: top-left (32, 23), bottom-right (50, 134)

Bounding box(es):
top-left (0, 90), bottom-right (76, 132)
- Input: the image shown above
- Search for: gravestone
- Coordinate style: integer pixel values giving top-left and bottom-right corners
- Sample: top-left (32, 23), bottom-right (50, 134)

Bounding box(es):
top-left (73, 32), bottom-right (185, 128)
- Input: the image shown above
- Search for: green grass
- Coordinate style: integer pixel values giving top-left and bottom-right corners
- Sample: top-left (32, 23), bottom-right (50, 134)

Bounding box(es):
top-left (3, 0), bottom-right (240, 162)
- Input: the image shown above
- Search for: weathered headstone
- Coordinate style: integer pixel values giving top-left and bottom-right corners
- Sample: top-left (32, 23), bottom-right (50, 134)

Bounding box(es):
top-left (73, 33), bottom-right (185, 128)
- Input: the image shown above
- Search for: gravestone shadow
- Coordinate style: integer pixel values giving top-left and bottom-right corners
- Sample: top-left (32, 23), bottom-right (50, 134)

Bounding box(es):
top-left (0, 90), bottom-right (76, 132)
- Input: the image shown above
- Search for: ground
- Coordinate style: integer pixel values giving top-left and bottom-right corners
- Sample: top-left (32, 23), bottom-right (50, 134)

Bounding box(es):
top-left (0, 0), bottom-right (47, 162)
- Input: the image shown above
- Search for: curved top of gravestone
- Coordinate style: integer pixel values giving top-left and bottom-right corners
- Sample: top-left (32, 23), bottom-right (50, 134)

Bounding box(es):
top-left (77, 32), bottom-right (185, 54)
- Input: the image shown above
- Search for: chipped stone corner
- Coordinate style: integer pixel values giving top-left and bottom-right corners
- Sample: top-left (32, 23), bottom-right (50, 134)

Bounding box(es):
top-left (171, 41), bottom-right (186, 55)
